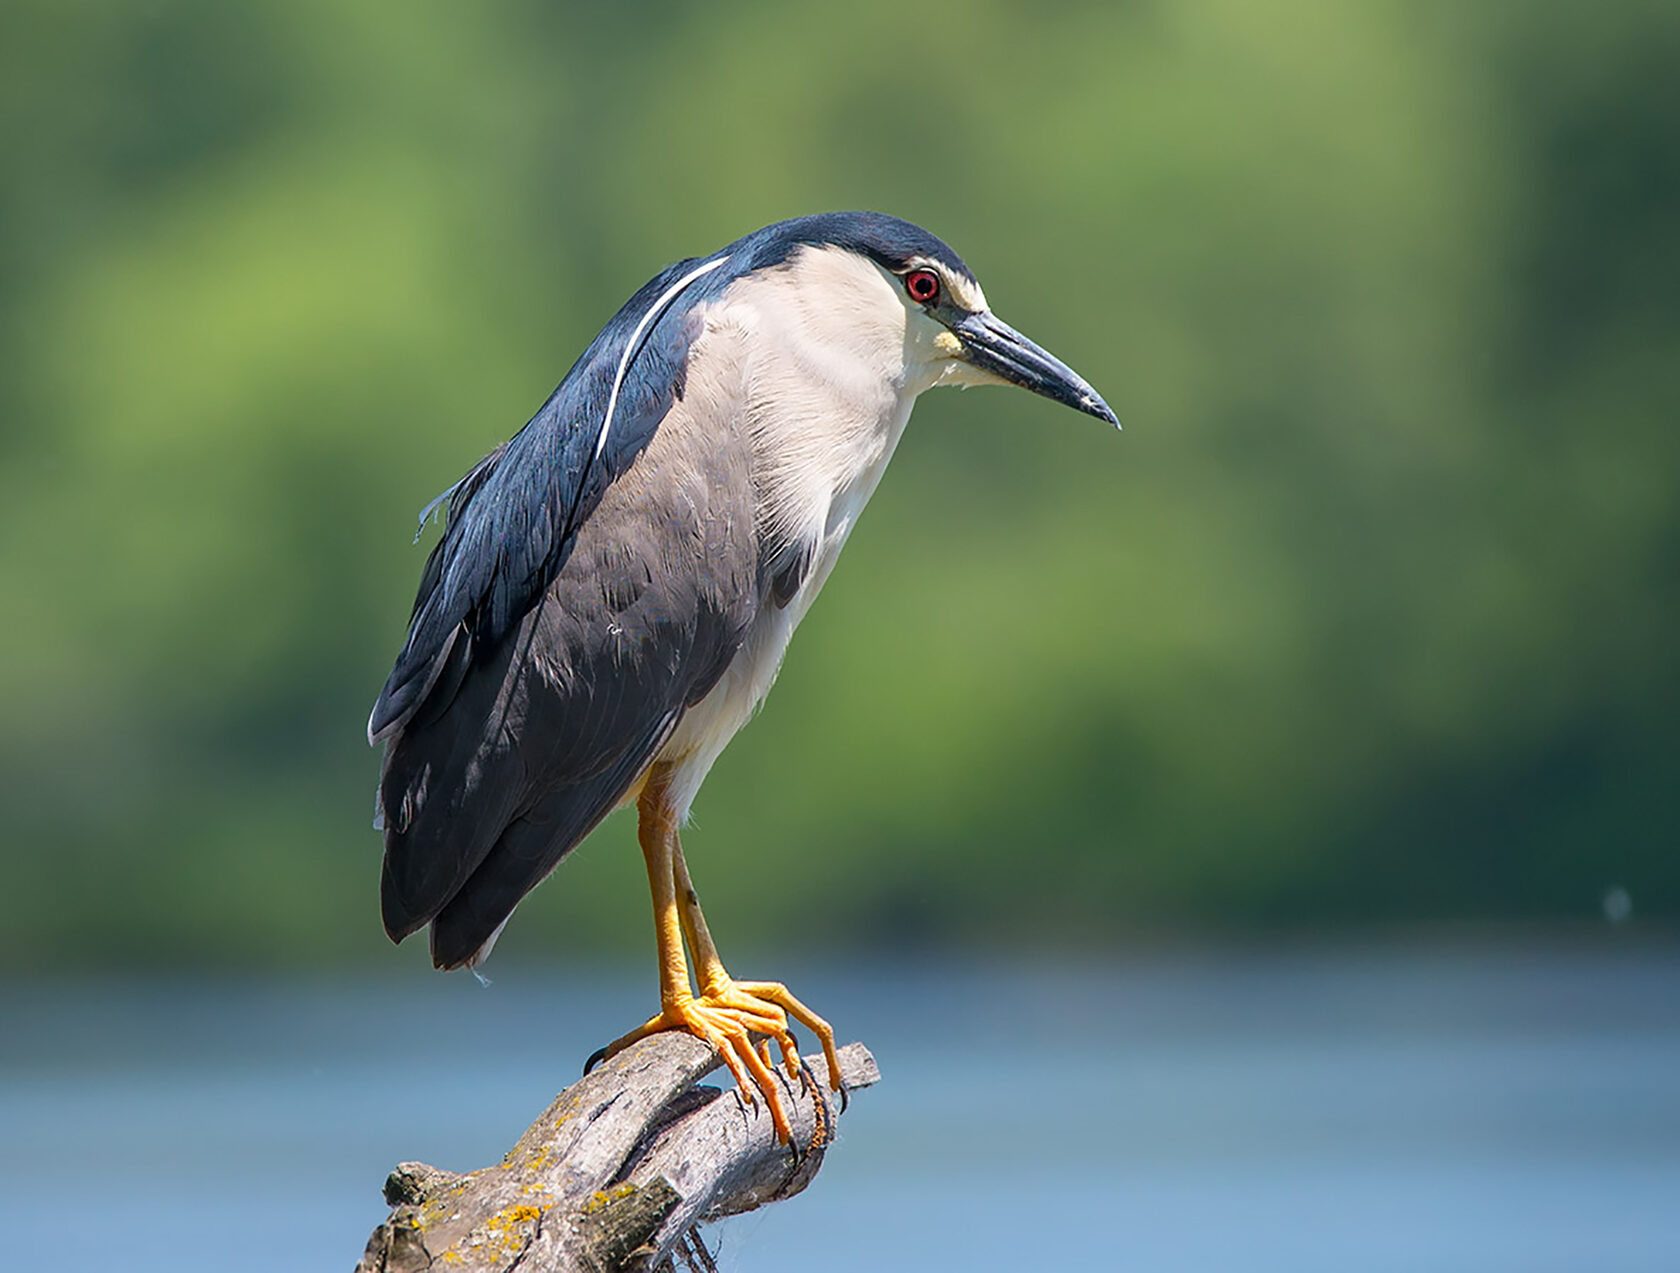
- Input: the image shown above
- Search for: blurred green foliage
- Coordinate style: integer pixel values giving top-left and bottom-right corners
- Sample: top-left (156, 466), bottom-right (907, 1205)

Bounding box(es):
top-left (1, 0), bottom-right (1675, 971)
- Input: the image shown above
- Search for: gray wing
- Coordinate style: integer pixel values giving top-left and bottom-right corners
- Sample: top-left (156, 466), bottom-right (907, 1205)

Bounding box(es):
top-left (376, 362), bottom-right (760, 970)
top-left (369, 258), bottom-right (717, 744)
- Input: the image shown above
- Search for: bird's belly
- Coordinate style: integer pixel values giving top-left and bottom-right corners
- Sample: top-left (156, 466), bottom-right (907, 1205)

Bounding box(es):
top-left (653, 498), bottom-right (869, 820)
top-left (655, 599), bottom-right (799, 817)
top-left (650, 358), bottom-right (915, 820)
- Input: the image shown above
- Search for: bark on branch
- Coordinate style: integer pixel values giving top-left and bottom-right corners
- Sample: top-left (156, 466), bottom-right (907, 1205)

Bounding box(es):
top-left (355, 1034), bottom-right (879, 1273)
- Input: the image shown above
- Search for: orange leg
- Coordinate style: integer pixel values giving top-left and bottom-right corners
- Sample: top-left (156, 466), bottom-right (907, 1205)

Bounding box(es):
top-left (594, 765), bottom-right (843, 1143)
top-left (671, 834), bottom-right (844, 1096)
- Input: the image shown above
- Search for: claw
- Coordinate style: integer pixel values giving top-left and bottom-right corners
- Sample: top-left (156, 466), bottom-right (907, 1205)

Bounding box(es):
top-left (732, 980), bottom-right (844, 1093)
top-left (595, 995), bottom-right (795, 1141)
top-left (593, 976), bottom-right (845, 1145)
top-left (582, 1045), bottom-right (609, 1075)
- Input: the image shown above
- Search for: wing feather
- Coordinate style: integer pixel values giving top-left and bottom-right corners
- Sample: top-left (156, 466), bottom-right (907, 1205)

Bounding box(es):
top-left (368, 257), bottom-right (723, 743)
top-left (370, 283), bottom-right (759, 956)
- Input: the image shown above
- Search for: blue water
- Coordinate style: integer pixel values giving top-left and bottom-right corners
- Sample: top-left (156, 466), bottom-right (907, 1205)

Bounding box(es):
top-left (2, 945), bottom-right (1677, 1271)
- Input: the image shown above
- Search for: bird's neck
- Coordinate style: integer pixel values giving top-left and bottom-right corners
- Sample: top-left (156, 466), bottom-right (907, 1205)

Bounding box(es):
top-left (710, 246), bottom-right (925, 555)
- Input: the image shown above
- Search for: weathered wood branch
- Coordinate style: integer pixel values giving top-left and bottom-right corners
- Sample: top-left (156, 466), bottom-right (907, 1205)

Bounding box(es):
top-left (356, 1034), bottom-right (879, 1273)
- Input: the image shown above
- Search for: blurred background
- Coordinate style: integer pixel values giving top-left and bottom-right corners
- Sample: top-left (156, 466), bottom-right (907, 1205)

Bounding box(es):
top-left (1, 2), bottom-right (1676, 1270)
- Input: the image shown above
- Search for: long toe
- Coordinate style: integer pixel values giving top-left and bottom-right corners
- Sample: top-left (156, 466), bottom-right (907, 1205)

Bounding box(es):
top-left (602, 976), bottom-right (841, 1145)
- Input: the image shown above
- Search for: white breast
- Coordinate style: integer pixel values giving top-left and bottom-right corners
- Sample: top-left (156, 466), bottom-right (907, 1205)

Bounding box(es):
top-left (655, 245), bottom-right (923, 817)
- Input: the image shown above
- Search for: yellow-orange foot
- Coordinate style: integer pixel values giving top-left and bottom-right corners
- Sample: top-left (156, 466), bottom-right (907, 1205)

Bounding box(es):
top-left (593, 979), bottom-right (844, 1145)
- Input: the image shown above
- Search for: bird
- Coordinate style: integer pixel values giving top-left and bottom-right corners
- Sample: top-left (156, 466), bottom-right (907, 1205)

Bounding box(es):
top-left (368, 212), bottom-right (1117, 1141)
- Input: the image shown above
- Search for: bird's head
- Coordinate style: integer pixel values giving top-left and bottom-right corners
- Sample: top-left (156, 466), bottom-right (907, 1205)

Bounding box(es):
top-left (734, 212), bottom-right (1119, 427)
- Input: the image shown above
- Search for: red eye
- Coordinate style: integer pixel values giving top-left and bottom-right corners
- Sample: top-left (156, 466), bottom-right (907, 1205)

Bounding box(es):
top-left (904, 269), bottom-right (941, 304)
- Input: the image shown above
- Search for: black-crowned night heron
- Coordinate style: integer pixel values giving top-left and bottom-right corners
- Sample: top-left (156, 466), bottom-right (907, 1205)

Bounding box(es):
top-left (369, 212), bottom-right (1117, 1141)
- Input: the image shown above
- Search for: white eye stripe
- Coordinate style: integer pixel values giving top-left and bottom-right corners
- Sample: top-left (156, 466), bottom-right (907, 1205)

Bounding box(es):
top-left (594, 254), bottom-right (732, 461)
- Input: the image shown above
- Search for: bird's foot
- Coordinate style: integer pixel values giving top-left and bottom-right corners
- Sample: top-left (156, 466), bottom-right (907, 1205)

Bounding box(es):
top-left (721, 979), bottom-right (844, 1096)
top-left (593, 978), bottom-right (843, 1144)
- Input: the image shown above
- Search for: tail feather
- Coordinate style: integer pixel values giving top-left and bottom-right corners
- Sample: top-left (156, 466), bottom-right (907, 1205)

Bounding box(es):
top-left (426, 714), bottom-right (676, 969)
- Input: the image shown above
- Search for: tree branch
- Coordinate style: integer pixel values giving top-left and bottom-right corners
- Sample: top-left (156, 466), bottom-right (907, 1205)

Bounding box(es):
top-left (355, 1034), bottom-right (879, 1273)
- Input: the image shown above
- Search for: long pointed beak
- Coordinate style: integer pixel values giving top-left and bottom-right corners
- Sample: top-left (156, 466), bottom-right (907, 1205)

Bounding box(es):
top-left (952, 310), bottom-right (1120, 427)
